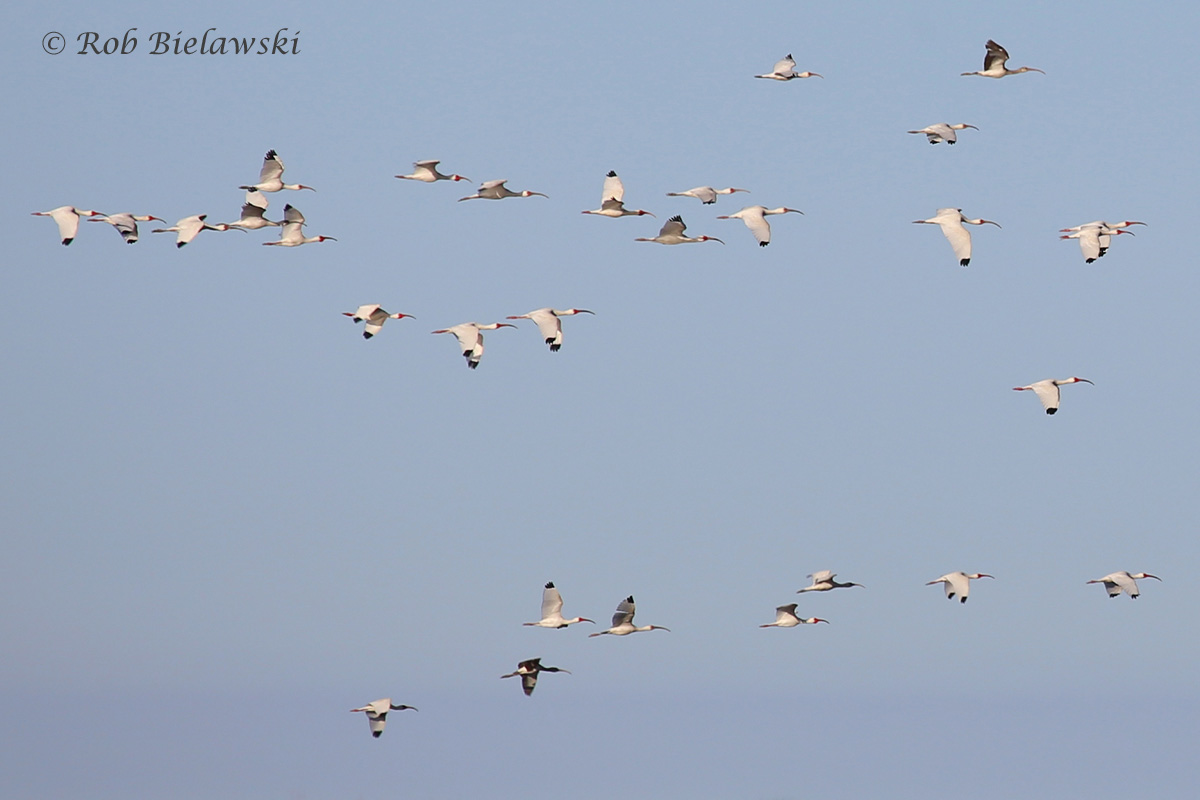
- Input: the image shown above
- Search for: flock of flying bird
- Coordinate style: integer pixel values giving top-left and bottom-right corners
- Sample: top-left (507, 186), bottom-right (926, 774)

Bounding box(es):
top-left (30, 40), bottom-right (1160, 740)
top-left (352, 564), bottom-right (1163, 736)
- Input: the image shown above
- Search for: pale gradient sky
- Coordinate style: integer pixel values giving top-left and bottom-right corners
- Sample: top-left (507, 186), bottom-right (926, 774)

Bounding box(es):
top-left (4, 1), bottom-right (1199, 798)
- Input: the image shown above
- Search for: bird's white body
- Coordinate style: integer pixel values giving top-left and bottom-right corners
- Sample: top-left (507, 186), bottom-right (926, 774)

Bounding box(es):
top-left (760, 604), bottom-right (828, 627)
top-left (506, 308), bottom-right (593, 352)
top-left (431, 322), bottom-right (516, 369)
top-left (32, 206), bottom-right (101, 245)
top-left (666, 186), bottom-right (749, 205)
top-left (151, 214), bottom-right (240, 248)
top-left (1013, 377), bottom-right (1093, 414)
top-left (263, 204), bottom-right (336, 247)
top-left (926, 572), bottom-right (993, 604)
top-left (582, 171), bottom-right (653, 218)
top-left (1088, 571), bottom-right (1160, 599)
top-left (797, 570), bottom-right (864, 593)
top-left (88, 213), bottom-right (164, 244)
top-left (961, 40), bottom-right (1044, 78)
top-left (501, 658), bottom-right (570, 696)
top-left (907, 123), bottom-right (978, 145)
top-left (350, 698), bottom-right (416, 738)
top-left (343, 304), bottom-right (412, 339)
top-left (395, 159), bottom-right (469, 183)
top-left (458, 180), bottom-right (547, 201)
top-left (239, 149), bottom-right (314, 192)
top-left (588, 595), bottom-right (670, 637)
top-left (716, 205), bottom-right (803, 247)
top-left (913, 208), bottom-right (1001, 267)
top-left (755, 54), bottom-right (822, 80)
top-left (523, 582), bottom-right (594, 628)
top-left (635, 215), bottom-right (723, 245)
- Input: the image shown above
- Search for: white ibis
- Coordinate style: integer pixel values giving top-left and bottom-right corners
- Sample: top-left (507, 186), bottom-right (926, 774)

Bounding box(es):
top-left (913, 208), bottom-right (1001, 267)
top-left (32, 206), bottom-right (101, 245)
top-left (588, 595), bottom-right (670, 637)
top-left (431, 322), bottom-right (515, 369)
top-left (238, 149), bottom-right (315, 192)
top-left (226, 191), bottom-right (281, 230)
top-left (1013, 377), bottom-right (1093, 414)
top-left (907, 123), bottom-right (978, 145)
top-left (523, 582), bottom-right (594, 628)
top-left (88, 213), bottom-right (165, 244)
top-left (797, 570), bottom-right (864, 593)
top-left (151, 214), bottom-right (242, 248)
top-left (666, 186), bottom-right (749, 205)
top-left (1088, 571), bottom-right (1161, 599)
top-left (926, 572), bottom-right (993, 604)
top-left (1060, 221), bottom-right (1144, 262)
top-left (582, 171), bottom-right (654, 218)
top-left (755, 54), bottom-right (822, 80)
top-left (760, 604), bottom-right (829, 627)
top-left (350, 699), bottom-right (417, 738)
top-left (961, 40), bottom-right (1044, 78)
top-left (262, 204), bottom-right (337, 247)
top-left (635, 215), bottom-right (723, 245)
top-left (395, 159), bottom-right (470, 183)
top-left (501, 658), bottom-right (570, 696)
top-left (716, 205), bottom-right (803, 247)
top-left (505, 308), bottom-right (593, 352)
top-left (458, 180), bottom-right (548, 201)
top-left (343, 305), bottom-right (414, 339)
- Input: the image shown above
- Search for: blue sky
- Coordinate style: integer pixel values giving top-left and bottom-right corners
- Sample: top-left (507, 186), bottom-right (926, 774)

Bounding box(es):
top-left (4, 1), bottom-right (1199, 797)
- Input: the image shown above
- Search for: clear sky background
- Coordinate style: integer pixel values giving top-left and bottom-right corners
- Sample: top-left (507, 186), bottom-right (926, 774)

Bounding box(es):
top-left (4, 1), bottom-right (1199, 797)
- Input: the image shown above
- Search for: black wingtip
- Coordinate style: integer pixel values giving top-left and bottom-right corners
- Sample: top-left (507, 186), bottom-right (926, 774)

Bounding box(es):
top-left (960, 597), bottom-right (968, 604)
top-left (1046, 408), bottom-right (1057, 415)
top-left (606, 170), bottom-right (617, 178)
top-left (372, 731), bottom-right (382, 738)
top-left (176, 242), bottom-right (186, 248)
top-left (363, 332), bottom-right (373, 339)
top-left (550, 344), bottom-right (561, 352)
top-left (545, 581), bottom-right (554, 588)
top-left (468, 361), bottom-right (478, 369)
top-left (959, 258), bottom-right (969, 266)
top-left (759, 241), bottom-right (769, 247)
top-left (62, 239), bottom-right (73, 246)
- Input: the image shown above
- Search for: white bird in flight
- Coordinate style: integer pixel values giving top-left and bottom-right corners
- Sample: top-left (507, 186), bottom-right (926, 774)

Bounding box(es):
top-left (760, 604), bottom-right (829, 627)
top-left (1012, 377), bottom-right (1093, 415)
top-left (458, 180), bottom-right (548, 201)
top-left (151, 214), bottom-right (242, 248)
top-left (239, 149), bottom-right (315, 192)
top-left (666, 186), bottom-right (749, 205)
top-left (1088, 571), bottom-right (1161, 599)
top-left (32, 206), bottom-right (102, 245)
top-left (961, 40), bottom-right (1044, 78)
top-left (797, 570), bottom-right (864, 593)
top-left (225, 191), bottom-right (281, 230)
top-left (926, 572), bottom-right (994, 604)
top-left (431, 322), bottom-right (516, 369)
top-left (907, 123), bottom-right (978, 145)
top-left (262, 204), bottom-right (337, 247)
top-left (716, 205), bottom-right (803, 247)
top-left (88, 213), bottom-right (165, 244)
top-left (506, 308), bottom-right (594, 352)
top-left (635, 215), bottom-right (723, 245)
top-left (523, 582), bottom-right (595, 628)
top-left (343, 305), bottom-right (414, 339)
top-left (500, 658), bottom-right (570, 696)
top-left (913, 208), bottom-right (1001, 267)
top-left (755, 54), bottom-right (822, 80)
top-left (581, 171), bottom-right (654, 218)
top-left (350, 699), bottom-right (417, 738)
top-left (395, 159), bottom-right (470, 183)
top-left (588, 595), bottom-right (670, 637)
top-left (1059, 221), bottom-right (1144, 263)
